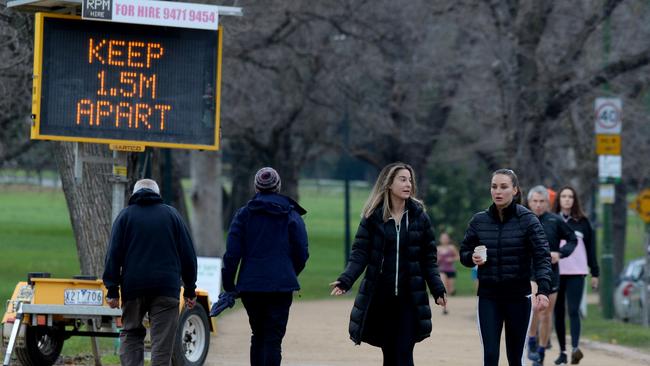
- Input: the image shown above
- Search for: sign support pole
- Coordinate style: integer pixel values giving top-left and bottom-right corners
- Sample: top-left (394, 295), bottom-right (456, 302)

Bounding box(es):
top-left (600, 201), bottom-right (614, 318)
top-left (594, 94), bottom-right (621, 319)
top-left (632, 189), bottom-right (650, 326)
top-left (110, 150), bottom-right (128, 223)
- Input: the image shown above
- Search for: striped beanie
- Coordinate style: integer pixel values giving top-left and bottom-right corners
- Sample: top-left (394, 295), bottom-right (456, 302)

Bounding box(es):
top-left (254, 167), bottom-right (281, 193)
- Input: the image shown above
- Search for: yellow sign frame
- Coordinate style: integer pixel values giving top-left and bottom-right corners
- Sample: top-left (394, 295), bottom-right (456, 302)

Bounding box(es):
top-left (633, 188), bottom-right (650, 223)
top-left (31, 12), bottom-right (223, 151)
top-left (595, 134), bottom-right (621, 155)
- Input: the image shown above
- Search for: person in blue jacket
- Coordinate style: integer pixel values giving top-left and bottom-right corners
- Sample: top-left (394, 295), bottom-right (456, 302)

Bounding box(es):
top-left (222, 167), bottom-right (309, 366)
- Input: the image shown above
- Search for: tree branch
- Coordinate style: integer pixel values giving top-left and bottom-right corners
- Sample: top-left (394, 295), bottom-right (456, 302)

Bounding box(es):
top-left (546, 50), bottom-right (650, 118)
top-left (0, 140), bottom-right (35, 164)
top-left (557, 0), bottom-right (624, 69)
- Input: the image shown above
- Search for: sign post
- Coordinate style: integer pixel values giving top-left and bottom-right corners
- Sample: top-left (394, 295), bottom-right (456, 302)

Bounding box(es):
top-left (642, 224), bottom-right (650, 327)
top-left (595, 97), bottom-right (622, 319)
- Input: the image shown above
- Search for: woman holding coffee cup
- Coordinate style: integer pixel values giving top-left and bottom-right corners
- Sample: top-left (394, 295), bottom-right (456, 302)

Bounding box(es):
top-left (460, 168), bottom-right (552, 366)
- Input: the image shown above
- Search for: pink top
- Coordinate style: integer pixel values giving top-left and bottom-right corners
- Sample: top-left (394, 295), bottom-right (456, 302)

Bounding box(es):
top-left (437, 246), bottom-right (457, 273)
top-left (559, 231), bottom-right (588, 275)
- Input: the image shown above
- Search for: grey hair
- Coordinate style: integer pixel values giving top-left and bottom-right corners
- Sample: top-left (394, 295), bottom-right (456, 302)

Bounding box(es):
top-left (133, 179), bottom-right (160, 194)
top-left (527, 185), bottom-right (549, 201)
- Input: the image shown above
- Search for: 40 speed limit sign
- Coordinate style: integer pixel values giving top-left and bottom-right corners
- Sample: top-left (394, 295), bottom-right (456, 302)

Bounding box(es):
top-left (594, 97), bottom-right (622, 134)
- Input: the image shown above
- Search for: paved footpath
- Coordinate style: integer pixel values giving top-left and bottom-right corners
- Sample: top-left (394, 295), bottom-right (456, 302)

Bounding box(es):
top-left (205, 295), bottom-right (650, 366)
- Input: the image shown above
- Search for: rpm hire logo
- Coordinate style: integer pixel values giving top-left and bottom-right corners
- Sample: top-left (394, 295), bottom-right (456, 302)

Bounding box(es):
top-left (82, 0), bottom-right (113, 20)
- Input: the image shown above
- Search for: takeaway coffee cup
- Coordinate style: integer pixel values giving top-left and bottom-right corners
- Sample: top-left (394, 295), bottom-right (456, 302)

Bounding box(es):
top-left (474, 245), bottom-right (487, 262)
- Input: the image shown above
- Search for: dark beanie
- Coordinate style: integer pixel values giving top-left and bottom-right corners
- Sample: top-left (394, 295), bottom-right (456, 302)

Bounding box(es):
top-left (255, 167), bottom-right (281, 193)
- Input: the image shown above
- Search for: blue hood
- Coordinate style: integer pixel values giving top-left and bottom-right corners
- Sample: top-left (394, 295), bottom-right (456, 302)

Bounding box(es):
top-left (247, 192), bottom-right (307, 216)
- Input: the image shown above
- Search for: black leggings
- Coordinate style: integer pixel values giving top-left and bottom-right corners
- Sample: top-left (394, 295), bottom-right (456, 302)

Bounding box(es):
top-left (554, 275), bottom-right (584, 351)
top-left (478, 296), bottom-right (532, 366)
top-left (380, 302), bottom-right (415, 366)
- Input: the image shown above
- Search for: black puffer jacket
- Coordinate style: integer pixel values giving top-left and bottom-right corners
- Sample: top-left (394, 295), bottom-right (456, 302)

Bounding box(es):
top-left (460, 201), bottom-right (552, 298)
top-left (336, 199), bottom-right (446, 346)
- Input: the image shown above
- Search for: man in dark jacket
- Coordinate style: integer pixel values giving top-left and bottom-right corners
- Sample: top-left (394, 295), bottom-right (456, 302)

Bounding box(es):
top-left (103, 179), bottom-right (197, 366)
top-left (526, 186), bottom-right (577, 366)
top-left (222, 167), bottom-right (309, 366)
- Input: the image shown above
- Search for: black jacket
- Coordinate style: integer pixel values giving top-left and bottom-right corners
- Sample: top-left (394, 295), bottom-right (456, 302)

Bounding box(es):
top-left (536, 212), bottom-right (577, 281)
top-left (222, 192), bottom-right (309, 293)
top-left (460, 201), bottom-right (552, 298)
top-left (538, 212), bottom-right (577, 257)
top-left (337, 199), bottom-right (446, 346)
top-left (103, 189), bottom-right (197, 301)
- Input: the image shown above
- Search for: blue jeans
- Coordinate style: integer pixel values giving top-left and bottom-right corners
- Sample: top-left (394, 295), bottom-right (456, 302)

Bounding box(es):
top-left (240, 292), bottom-right (293, 366)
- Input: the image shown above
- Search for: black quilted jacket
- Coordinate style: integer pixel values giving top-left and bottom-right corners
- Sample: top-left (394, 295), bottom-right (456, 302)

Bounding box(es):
top-left (460, 201), bottom-right (552, 298)
top-left (336, 199), bottom-right (446, 346)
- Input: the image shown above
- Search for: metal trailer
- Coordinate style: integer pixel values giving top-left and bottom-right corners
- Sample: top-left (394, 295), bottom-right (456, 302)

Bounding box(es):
top-left (2, 273), bottom-right (213, 366)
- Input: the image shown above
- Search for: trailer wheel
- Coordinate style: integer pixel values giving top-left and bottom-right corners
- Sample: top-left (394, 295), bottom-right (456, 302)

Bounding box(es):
top-left (15, 325), bottom-right (64, 366)
top-left (172, 305), bottom-right (210, 365)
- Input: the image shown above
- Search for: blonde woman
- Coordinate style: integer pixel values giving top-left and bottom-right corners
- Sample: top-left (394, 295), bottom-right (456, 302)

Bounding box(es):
top-left (330, 162), bottom-right (447, 366)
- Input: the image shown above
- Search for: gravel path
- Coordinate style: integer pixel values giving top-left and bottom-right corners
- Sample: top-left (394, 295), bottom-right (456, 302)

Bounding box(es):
top-left (205, 295), bottom-right (650, 366)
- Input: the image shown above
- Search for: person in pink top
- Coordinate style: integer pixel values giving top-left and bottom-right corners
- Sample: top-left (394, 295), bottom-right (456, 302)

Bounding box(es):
top-left (552, 186), bottom-right (600, 365)
top-left (436, 232), bottom-right (460, 304)
top-left (436, 231), bottom-right (458, 316)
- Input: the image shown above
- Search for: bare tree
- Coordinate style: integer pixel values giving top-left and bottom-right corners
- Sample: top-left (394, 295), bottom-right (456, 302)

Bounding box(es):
top-left (0, 10), bottom-right (34, 165)
top-left (219, 0), bottom-right (340, 217)
top-left (56, 142), bottom-right (113, 276)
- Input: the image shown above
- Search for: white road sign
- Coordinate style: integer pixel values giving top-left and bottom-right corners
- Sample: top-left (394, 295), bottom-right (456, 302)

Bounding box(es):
top-left (598, 155), bottom-right (622, 180)
top-left (196, 256), bottom-right (222, 305)
top-left (594, 97), bottom-right (622, 134)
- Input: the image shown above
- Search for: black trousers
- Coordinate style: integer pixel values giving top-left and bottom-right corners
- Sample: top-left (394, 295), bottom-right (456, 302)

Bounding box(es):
top-left (240, 292), bottom-right (293, 366)
top-left (364, 285), bottom-right (416, 366)
top-left (380, 294), bottom-right (416, 366)
top-left (477, 296), bottom-right (532, 366)
top-left (554, 275), bottom-right (585, 351)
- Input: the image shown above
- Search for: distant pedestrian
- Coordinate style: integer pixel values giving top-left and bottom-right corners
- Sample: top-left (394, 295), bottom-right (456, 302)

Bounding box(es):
top-left (103, 178), bottom-right (198, 366)
top-left (222, 167), bottom-right (309, 366)
top-left (552, 186), bottom-right (599, 365)
top-left (437, 232), bottom-right (460, 300)
top-left (460, 169), bottom-right (552, 366)
top-left (330, 162), bottom-right (447, 366)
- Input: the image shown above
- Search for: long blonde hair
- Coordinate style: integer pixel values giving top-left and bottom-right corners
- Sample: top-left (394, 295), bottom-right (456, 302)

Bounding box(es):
top-left (361, 162), bottom-right (424, 221)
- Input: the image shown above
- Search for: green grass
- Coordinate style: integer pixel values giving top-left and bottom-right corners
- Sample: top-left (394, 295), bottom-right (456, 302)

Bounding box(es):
top-left (1, 183), bottom-right (649, 362)
top-left (298, 182), bottom-right (368, 299)
top-left (0, 186), bottom-right (79, 302)
top-left (582, 304), bottom-right (650, 350)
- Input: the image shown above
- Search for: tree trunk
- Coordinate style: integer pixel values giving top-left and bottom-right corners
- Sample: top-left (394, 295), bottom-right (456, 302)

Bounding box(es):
top-left (55, 142), bottom-right (113, 277)
top-left (190, 150), bottom-right (224, 257)
top-left (275, 160), bottom-right (300, 201)
top-left (150, 149), bottom-right (190, 224)
top-left (225, 139), bottom-right (260, 226)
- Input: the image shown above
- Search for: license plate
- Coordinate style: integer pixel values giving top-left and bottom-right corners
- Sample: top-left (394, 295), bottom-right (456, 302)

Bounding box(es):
top-left (64, 289), bottom-right (104, 306)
